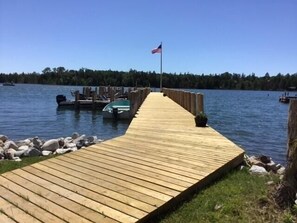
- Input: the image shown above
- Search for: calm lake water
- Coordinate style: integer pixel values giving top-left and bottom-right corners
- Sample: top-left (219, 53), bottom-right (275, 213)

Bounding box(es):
top-left (0, 84), bottom-right (289, 164)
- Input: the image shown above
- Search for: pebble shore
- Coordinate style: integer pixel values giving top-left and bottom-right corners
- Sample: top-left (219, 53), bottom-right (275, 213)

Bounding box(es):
top-left (0, 133), bottom-right (102, 161)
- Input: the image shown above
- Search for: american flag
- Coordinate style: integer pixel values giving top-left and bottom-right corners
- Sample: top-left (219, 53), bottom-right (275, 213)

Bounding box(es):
top-left (151, 44), bottom-right (162, 54)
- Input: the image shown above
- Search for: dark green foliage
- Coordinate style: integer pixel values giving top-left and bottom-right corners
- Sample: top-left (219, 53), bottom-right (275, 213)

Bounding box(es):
top-left (1, 68), bottom-right (297, 90)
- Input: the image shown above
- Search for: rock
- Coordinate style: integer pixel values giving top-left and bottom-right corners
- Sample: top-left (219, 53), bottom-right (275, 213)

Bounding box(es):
top-left (5, 148), bottom-right (16, 160)
top-left (76, 140), bottom-right (85, 149)
top-left (42, 150), bottom-right (52, 156)
top-left (259, 155), bottom-right (271, 164)
top-left (58, 138), bottom-right (65, 147)
top-left (18, 145), bottom-right (29, 151)
top-left (266, 181), bottom-right (274, 185)
top-left (65, 142), bottom-right (76, 148)
top-left (0, 135), bottom-right (8, 142)
top-left (73, 134), bottom-right (86, 144)
top-left (15, 138), bottom-right (31, 147)
top-left (55, 148), bottom-right (72, 154)
top-left (266, 161), bottom-right (279, 172)
top-left (14, 150), bottom-right (26, 157)
top-left (24, 138), bottom-right (31, 145)
top-left (248, 156), bottom-right (266, 168)
top-left (13, 157), bottom-right (22, 162)
top-left (23, 148), bottom-right (42, 157)
top-left (71, 132), bottom-right (80, 140)
top-left (41, 139), bottom-right (59, 152)
top-left (277, 166), bottom-right (286, 175)
top-left (33, 137), bottom-right (43, 149)
top-left (249, 165), bottom-right (268, 175)
top-left (0, 147), bottom-right (4, 159)
top-left (64, 137), bottom-right (73, 144)
top-left (0, 140), bottom-right (3, 147)
top-left (4, 140), bottom-right (18, 150)
top-left (86, 136), bottom-right (97, 145)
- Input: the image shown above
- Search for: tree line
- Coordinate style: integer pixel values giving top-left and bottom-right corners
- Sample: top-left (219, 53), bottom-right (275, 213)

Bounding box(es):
top-left (1, 67), bottom-right (297, 91)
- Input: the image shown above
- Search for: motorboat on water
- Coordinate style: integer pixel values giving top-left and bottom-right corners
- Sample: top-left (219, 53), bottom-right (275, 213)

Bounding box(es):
top-left (102, 100), bottom-right (131, 119)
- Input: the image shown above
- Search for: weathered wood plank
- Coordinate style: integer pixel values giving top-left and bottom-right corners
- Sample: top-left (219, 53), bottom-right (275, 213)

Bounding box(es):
top-left (0, 196), bottom-right (42, 223)
top-left (0, 175), bottom-right (94, 223)
top-left (54, 155), bottom-right (181, 196)
top-left (29, 162), bottom-right (154, 213)
top-left (46, 157), bottom-right (175, 201)
top-left (85, 145), bottom-right (204, 180)
top-left (71, 150), bottom-right (198, 185)
top-left (9, 170), bottom-right (117, 223)
top-left (22, 165), bottom-right (141, 223)
top-left (0, 186), bottom-right (65, 223)
top-left (0, 213), bottom-right (17, 223)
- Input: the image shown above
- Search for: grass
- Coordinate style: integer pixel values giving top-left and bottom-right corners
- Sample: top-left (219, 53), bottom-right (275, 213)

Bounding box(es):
top-left (157, 168), bottom-right (297, 223)
top-left (0, 156), bottom-right (54, 174)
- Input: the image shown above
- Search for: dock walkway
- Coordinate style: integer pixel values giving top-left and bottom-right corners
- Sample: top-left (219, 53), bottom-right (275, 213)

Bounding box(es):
top-left (0, 92), bottom-right (244, 223)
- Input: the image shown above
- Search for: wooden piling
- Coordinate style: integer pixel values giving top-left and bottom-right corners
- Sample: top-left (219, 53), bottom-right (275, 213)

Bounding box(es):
top-left (74, 90), bottom-right (80, 110)
top-left (197, 93), bottom-right (204, 114)
top-left (99, 86), bottom-right (104, 96)
top-left (190, 93), bottom-right (196, 115)
top-left (92, 90), bottom-right (97, 109)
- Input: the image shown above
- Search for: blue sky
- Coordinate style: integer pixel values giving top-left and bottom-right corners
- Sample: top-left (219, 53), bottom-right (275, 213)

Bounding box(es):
top-left (0, 0), bottom-right (296, 76)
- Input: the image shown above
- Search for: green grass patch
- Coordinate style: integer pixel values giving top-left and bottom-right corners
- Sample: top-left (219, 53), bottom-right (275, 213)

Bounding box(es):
top-left (0, 156), bottom-right (54, 174)
top-left (157, 168), bottom-right (296, 223)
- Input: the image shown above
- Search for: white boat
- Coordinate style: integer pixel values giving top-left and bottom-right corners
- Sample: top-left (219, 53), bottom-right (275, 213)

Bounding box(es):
top-left (102, 100), bottom-right (131, 119)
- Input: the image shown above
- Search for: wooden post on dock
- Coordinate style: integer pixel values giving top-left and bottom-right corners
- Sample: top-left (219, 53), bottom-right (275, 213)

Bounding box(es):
top-left (130, 91), bottom-right (136, 117)
top-left (74, 90), bottom-right (80, 110)
top-left (182, 91), bottom-right (187, 109)
top-left (275, 99), bottom-right (297, 207)
top-left (190, 93), bottom-right (196, 115)
top-left (179, 91), bottom-right (182, 107)
top-left (110, 89), bottom-right (115, 102)
top-left (196, 93), bottom-right (204, 114)
top-left (187, 92), bottom-right (192, 112)
top-left (108, 86), bottom-right (111, 98)
top-left (99, 86), bottom-right (104, 97)
top-left (92, 90), bottom-right (97, 109)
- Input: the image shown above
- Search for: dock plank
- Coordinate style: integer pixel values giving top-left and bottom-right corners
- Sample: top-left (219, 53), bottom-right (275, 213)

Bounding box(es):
top-left (0, 196), bottom-right (42, 223)
top-left (0, 213), bottom-right (17, 223)
top-left (0, 92), bottom-right (244, 222)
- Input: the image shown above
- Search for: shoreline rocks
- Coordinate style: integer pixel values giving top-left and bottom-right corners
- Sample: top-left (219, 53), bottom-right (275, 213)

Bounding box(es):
top-left (0, 133), bottom-right (103, 161)
top-left (244, 154), bottom-right (286, 176)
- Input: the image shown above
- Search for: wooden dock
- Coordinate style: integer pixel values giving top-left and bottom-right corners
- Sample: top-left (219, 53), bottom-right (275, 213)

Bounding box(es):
top-left (0, 92), bottom-right (244, 223)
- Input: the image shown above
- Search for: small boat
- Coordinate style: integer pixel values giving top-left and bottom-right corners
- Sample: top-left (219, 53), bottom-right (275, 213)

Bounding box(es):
top-left (2, 82), bottom-right (15, 86)
top-left (102, 100), bottom-right (131, 119)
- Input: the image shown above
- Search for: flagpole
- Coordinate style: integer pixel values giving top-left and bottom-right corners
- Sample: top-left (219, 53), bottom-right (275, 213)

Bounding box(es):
top-left (160, 42), bottom-right (163, 92)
